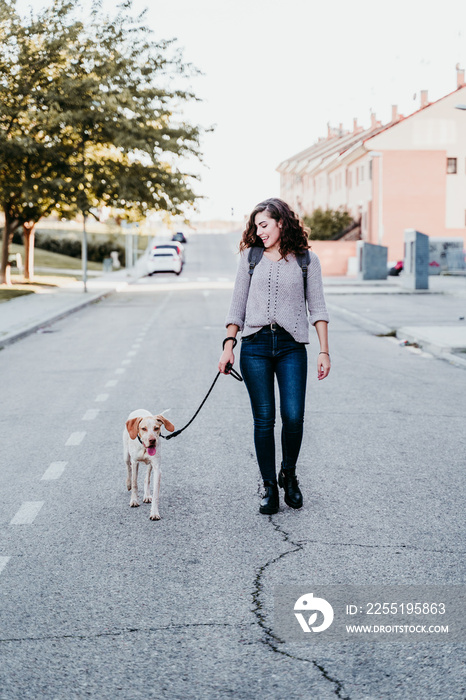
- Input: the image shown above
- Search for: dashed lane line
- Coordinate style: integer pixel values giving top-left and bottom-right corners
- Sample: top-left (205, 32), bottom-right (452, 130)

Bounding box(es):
top-left (82, 409), bottom-right (100, 420)
top-left (106, 379), bottom-right (118, 387)
top-left (121, 359), bottom-right (131, 365)
top-left (41, 461), bottom-right (67, 481)
top-left (115, 368), bottom-right (125, 374)
top-left (10, 502), bottom-right (44, 525)
top-left (65, 432), bottom-right (86, 446)
top-left (95, 394), bottom-right (109, 402)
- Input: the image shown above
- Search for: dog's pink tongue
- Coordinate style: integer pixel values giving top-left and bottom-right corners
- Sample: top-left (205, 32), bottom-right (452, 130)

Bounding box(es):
top-left (147, 446), bottom-right (157, 456)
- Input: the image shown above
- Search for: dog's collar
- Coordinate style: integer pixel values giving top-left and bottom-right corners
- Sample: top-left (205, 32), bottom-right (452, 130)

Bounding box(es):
top-left (137, 435), bottom-right (157, 451)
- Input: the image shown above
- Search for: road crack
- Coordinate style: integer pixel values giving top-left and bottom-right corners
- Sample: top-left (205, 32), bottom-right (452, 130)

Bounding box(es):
top-left (0, 620), bottom-right (253, 645)
top-left (252, 517), bottom-right (351, 700)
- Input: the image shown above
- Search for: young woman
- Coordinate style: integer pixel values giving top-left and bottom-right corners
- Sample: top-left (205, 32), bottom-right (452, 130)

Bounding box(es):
top-left (218, 198), bottom-right (330, 515)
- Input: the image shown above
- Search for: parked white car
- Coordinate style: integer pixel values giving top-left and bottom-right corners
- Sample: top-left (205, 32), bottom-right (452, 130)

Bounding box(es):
top-left (147, 246), bottom-right (182, 275)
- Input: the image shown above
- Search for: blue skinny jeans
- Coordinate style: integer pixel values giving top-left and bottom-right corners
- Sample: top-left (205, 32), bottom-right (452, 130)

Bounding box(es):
top-left (239, 325), bottom-right (308, 483)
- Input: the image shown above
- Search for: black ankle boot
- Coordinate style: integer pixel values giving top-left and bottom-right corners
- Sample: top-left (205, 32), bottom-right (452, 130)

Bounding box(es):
top-left (278, 466), bottom-right (303, 509)
top-left (259, 480), bottom-right (279, 515)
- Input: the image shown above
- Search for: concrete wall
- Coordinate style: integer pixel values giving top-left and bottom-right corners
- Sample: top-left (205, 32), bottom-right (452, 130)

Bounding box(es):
top-left (357, 241), bottom-right (388, 280)
top-left (403, 229), bottom-right (429, 290)
top-left (309, 240), bottom-right (357, 276)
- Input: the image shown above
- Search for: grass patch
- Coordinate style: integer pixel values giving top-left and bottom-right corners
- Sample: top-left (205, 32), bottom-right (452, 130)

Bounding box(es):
top-left (0, 288), bottom-right (34, 303)
top-left (9, 243), bottom-right (102, 271)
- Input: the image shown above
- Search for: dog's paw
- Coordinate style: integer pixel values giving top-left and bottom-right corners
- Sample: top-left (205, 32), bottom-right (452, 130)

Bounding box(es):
top-left (130, 500), bottom-right (140, 508)
top-left (149, 513), bottom-right (161, 521)
top-left (143, 496), bottom-right (152, 503)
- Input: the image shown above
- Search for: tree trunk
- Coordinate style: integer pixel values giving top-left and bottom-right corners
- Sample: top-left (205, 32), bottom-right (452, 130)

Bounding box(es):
top-left (1, 208), bottom-right (17, 285)
top-left (23, 221), bottom-right (36, 281)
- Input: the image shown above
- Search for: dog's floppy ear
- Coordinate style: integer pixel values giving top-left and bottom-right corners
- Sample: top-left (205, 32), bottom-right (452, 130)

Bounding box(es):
top-left (126, 417), bottom-right (142, 440)
top-left (156, 415), bottom-right (175, 433)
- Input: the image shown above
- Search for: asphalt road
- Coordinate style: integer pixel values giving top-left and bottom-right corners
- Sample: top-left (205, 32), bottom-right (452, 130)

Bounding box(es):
top-left (0, 233), bottom-right (465, 699)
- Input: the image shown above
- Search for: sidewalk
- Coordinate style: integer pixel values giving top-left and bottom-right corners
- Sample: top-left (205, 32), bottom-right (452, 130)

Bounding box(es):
top-left (325, 274), bottom-right (466, 368)
top-left (1, 265), bottom-right (466, 367)
top-left (0, 257), bottom-right (147, 348)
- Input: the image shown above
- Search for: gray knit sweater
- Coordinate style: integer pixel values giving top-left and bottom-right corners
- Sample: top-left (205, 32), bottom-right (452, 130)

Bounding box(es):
top-left (225, 249), bottom-right (330, 343)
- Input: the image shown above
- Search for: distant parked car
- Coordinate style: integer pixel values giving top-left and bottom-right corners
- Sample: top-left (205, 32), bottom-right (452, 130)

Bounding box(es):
top-left (172, 232), bottom-right (187, 243)
top-left (150, 241), bottom-right (185, 262)
top-left (147, 246), bottom-right (182, 275)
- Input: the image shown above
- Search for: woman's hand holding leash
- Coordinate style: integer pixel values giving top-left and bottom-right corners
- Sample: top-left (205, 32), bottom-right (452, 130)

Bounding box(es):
top-left (219, 328), bottom-right (238, 375)
top-left (219, 349), bottom-right (235, 374)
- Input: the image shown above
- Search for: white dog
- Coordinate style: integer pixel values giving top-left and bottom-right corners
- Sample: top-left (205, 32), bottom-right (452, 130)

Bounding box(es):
top-left (123, 409), bottom-right (175, 520)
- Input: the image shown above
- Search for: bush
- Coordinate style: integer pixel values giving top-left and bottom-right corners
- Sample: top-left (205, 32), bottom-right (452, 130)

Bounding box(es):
top-left (34, 232), bottom-right (126, 266)
top-left (303, 208), bottom-right (353, 240)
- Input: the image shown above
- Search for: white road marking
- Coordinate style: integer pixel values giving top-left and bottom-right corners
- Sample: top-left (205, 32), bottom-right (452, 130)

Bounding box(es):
top-left (95, 394), bottom-right (109, 402)
top-left (106, 379), bottom-right (118, 387)
top-left (41, 461), bottom-right (67, 480)
top-left (82, 408), bottom-right (100, 420)
top-left (127, 351), bottom-right (137, 356)
top-left (203, 290), bottom-right (210, 297)
top-left (66, 432), bottom-right (86, 446)
top-left (10, 502), bottom-right (44, 525)
top-left (0, 557), bottom-right (10, 575)
top-left (132, 344), bottom-right (141, 349)
top-left (121, 359), bottom-right (131, 365)
top-left (115, 368), bottom-right (125, 374)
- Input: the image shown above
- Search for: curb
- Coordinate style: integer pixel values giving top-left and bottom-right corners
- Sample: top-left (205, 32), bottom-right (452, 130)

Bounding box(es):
top-left (328, 301), bottom-right (466, 370)
top-left (326, 302), bottom-right (394, 336)
top-left (395, 328), bottom-right (466, 370)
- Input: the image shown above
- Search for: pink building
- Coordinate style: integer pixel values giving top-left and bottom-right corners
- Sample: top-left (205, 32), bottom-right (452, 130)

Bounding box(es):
top-left (278, 69), bottom-right (466, 264)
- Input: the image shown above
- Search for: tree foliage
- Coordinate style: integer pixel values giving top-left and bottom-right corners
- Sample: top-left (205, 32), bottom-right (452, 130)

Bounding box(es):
top-left (302, 208), bottom-right (354, 241)
top-left (0, 0), bottom-right (204, 282)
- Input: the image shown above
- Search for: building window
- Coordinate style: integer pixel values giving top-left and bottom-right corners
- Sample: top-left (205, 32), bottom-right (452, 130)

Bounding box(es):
top-left (360, 166), bottom-right (364, 181)
top-left (356, 168), bottom-right (359, 186)
top-left (447, 158), bottom-right (457, 174)
top-left (369, 160), bottom-right (373, 179)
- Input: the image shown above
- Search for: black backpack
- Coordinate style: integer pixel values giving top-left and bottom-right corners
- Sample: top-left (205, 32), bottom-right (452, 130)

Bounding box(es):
top-left (247, 247), bottom-right (311, 300)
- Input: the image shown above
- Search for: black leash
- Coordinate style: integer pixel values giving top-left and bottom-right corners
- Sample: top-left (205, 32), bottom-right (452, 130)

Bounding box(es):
top-left (162, 361), bottom-right (242, 441)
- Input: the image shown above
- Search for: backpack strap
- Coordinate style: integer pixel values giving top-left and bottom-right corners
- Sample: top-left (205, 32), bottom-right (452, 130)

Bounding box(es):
top-left (296, 249), bottom-right (311, 301)
top-left (248, 247), bottom-right (264, 280)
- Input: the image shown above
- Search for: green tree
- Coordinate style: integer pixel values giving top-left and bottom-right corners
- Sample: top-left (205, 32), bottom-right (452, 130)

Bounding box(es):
top-left (0, 0), bottom-right (82, 281)
top-left (303, 207), bottom-right (354, 241)
top-left (0, 0), bottom-right (204, 283)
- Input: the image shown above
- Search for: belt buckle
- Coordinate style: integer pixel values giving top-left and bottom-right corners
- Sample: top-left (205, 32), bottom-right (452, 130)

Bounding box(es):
top-left (270, 322), bottom-right (278, 331)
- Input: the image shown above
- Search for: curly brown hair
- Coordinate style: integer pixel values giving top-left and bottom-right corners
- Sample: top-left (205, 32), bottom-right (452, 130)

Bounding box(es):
top-left (239, 198), bottom-right (310, 258)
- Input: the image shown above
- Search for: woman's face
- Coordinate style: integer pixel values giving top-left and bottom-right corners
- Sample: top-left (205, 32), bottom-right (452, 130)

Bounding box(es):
top-left (254, 210), bottom-right (281, 251)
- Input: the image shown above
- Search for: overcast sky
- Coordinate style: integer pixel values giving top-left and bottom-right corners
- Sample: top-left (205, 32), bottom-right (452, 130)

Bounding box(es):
top-left (16, 0), bottom-right (466, 221)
